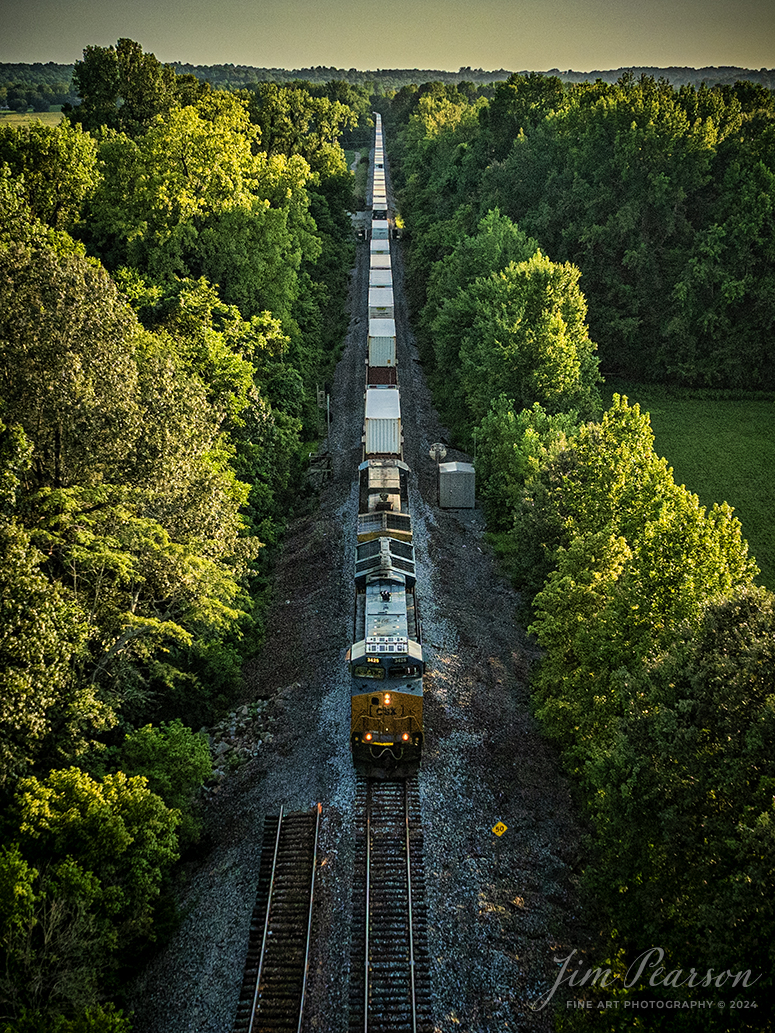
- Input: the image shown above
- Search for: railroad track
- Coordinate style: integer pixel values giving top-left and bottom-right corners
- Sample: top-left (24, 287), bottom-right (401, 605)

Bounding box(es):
top-left (350, 778), bottom-right (432, 1033)
top-left (233, 804), bottom-right (321, 1033)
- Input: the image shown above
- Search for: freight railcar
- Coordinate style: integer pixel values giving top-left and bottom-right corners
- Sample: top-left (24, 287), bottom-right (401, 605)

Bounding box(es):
top-left (349, 461), bottom-right (423, 777)
top-left (348, 113), bottom-right (425, 777)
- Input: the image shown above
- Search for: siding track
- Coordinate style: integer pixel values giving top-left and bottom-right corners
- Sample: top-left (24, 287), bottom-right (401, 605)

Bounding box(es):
top-left (233, 804), bottom-right (321, 1033)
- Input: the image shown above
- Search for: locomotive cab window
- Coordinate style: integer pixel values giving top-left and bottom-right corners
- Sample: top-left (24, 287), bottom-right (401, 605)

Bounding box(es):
top-left (388, 665), bottom-right (420, 679)
top-left (353, 665), bottom-right (385, 680)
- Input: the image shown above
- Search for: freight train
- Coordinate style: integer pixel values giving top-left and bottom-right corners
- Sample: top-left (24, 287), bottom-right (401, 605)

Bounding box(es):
top-left (348, 114), bottom-right (424, 778)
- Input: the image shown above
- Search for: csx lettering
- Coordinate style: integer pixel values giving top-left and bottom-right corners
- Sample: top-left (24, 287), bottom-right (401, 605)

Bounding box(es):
top-left (375, 707), bottom-right (397, 715)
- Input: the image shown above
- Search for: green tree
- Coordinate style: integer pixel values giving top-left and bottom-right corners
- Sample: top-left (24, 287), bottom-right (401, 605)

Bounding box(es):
top-left (0, 851), bottom-right (109, 1021)
top-left (475, 74), bottom-right (775, 387)
top-left (0, 510), bottom-right (97, 786)
top-left (1, 768), bottom-right (179, 1020)
top-left (528, 396), bottom-right (758, 768)
top-left (587, 586), bottom-right (775, 996)
top-left (89, 97), bottom-right (320, 320)
top-left (1, 1005), bottom-right (133, 1032)
top-left (435, 251), bottom-right (601, 428)
top-left (420, 208), bottom-right (538, 372)
top-left (248, 82), bottom-right (358, 176)
top-left (1, 228), bottom-right (259, 725)
top-left (474, 398), bottom-right (579, 531)
top-left (68, 38), bottom-right (201, 137)
top-left (0, 241), bottom-right (141, 490)
top-left (667, 153), bottom-right (775, 386)
top-left (131, 275), bottom-right (301, 537)
top-left (15, 768), bottom-right (180, 937)
top-left (478, 72), bottom-right (566, 161)
top-left (117, 720), bottom-right (211, 845)
top-left (0, 121), bottom-right (99, 231)
top-left (0, 421), bottom-right (100, 786)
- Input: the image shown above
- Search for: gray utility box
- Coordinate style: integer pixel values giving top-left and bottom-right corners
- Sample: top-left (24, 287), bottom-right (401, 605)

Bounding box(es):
top-left (438, 462), bottom-right (475, 508)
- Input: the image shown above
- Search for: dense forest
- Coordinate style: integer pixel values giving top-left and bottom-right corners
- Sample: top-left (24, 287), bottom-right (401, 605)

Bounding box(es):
top-left (0, 38), bottom-right (369, 1032)
top-left (3, 60), bottom-right (774, 111)
top-left (0, 63), bottom-right (79, 112)
top-left (385, 74), bottom-right (775, 1027)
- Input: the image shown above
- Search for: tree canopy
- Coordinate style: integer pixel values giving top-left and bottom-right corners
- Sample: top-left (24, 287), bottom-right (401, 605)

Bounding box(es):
top-left (1, 39), bottom-right (360, 1028)
top-left (389, 75), bottom-right (775, 1017)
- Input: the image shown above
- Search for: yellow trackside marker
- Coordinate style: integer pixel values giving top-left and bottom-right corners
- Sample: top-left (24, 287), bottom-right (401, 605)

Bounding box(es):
top-left (492, 821), bottom-right (508, 837)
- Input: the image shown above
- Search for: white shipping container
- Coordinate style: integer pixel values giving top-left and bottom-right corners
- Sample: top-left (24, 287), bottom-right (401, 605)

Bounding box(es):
top-left (370, 237), bottom-right (390, 256)
top-left (369, 286), bottom-right (394, 319)
top-left (364, 387), bottom-right (401, 456)
top-left (370, 254), bottom-right (392, 270)
top-left (368, 318), bottom-right (397, 366)
top-left (369, 268), bottom-right (393, 287)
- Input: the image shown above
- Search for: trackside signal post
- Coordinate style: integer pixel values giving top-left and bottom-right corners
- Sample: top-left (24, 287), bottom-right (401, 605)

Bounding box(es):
top-left (429, 442), bottom-right (447, 505)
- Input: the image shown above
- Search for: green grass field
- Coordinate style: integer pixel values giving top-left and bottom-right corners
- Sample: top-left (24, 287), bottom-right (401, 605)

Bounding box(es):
top-left (606, 381), bottom-right (775, 588)
top-left (0, 110), bottom-right (64, 126)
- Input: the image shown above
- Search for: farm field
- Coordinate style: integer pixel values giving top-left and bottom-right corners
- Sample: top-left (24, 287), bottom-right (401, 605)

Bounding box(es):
top-left (608, 381), bottom-right (775, 588)
top-left (0, 109), bottom-right (63, 125)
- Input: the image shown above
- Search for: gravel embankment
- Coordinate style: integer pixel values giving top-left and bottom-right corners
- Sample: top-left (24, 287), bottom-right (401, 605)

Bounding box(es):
top-left (128, 157), bottom-right (593, 1033)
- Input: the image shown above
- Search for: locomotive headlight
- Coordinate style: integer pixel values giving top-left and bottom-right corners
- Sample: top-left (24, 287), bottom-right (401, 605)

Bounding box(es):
top-left (402, 733), bottom-right (410, 741)
top-left (364, 732), bottom-right (373, 741)
top-left (384, 694), bottom-right (391, 705)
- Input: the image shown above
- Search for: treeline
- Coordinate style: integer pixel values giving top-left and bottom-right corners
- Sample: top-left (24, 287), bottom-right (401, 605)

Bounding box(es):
top-left (0, 38), bottom-right (359, 1032)
top-left (0, 60), bottom-right (514, 101)
top-left (4, 61), bottom-right (774, 113)
top-left (387, 77), bottom-right (775, 1027)
top-left (0, 62), bottom-right (81, 111)
top-left (171, 63), bottom-right (515, 92)
top-left (561, 65), bottom-right (775, 90)
top-left (0, 82), bottom-right (78, 113)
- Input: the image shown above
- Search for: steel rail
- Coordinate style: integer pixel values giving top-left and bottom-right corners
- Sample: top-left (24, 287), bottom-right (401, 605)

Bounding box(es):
top-left (403, 782), bottom-right (418, 1033)
top-left (363, 780), bottom-right (372, 1033)
top-left (248, 804), bottom-right (284, 1033)
top-left (297, 802), bottom-right (322, 1033)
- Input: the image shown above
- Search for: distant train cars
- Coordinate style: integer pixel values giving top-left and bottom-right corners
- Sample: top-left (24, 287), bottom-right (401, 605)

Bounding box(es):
top-left (349, 114), bottom-right (424, 778)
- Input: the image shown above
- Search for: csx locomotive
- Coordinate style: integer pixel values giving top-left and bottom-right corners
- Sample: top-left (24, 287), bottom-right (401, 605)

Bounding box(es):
top-left (348, 114), bottom-right (425, 778)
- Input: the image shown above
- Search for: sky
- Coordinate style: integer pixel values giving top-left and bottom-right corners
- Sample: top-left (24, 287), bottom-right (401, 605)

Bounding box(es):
top-left (1, 0), bottom-right (773, 72)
